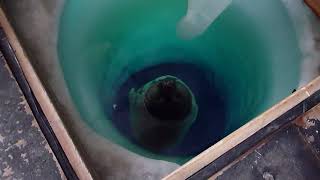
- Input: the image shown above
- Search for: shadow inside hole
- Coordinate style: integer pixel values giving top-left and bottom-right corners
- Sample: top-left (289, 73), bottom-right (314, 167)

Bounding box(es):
top-left (108, 62), bottom-right (227, 156)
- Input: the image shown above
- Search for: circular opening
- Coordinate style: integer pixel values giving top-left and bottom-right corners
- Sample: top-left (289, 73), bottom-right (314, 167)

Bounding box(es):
top-left (58, 0), bottom-right (301, 164)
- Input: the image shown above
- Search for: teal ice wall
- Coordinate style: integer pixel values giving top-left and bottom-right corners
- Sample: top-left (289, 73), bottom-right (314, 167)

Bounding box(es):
top-left (58, 0), bottom-right (301, 164)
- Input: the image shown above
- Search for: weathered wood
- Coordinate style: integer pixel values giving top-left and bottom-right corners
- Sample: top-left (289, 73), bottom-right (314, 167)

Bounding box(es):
top-left (0, 8), bottom-right (92, 180)
top-left (305, 0), bottom-right (320, 17)
top-left (0, 49), bottom-right (66, 180)
top-left (164, 77), bottom-right (320, 180)
top-left (1, 2), bottom-right (319, 180)
top-left (211, 124), bottom-right (320, 180)
top-left (208, 104), bottom-right (320, 180)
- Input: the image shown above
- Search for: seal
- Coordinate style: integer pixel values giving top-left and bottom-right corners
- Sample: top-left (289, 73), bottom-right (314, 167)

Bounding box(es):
top-left (129, 75), bottom-right (198, 150)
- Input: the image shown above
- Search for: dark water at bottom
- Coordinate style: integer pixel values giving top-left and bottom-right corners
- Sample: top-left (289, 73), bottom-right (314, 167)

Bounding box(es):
top-left (111, 62), bottom-right (227, 156)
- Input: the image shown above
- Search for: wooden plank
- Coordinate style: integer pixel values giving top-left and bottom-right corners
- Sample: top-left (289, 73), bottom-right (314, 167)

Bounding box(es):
top-left (0, 8), bottom-right (93, 180)
top-left (1, 3), bottom-right (319, 180)
top-left (164, 77), bottom-right (320, 180)
top-left (210, 123), bottom-right (320, 180)
top-left (305, 0), bottom-right (320, 17)
top-left (188, 89), bottom-right (320, 179)
top-left (0, 49), bottom-right (67, 180)
top-left (209, 103), bottom-right (320, 179)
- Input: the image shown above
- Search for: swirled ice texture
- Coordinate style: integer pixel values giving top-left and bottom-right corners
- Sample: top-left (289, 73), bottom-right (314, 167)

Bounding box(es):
top-left (58, 0), bottom-right (301, 164)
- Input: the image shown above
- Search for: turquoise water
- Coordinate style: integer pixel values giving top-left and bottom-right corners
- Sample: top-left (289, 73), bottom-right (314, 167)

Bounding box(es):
top-left (58, 0), bottom-right (301, 164)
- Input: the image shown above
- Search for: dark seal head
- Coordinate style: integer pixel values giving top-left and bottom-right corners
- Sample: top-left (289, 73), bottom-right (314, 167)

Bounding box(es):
top-left (144, 77), bottom-right (192, 122)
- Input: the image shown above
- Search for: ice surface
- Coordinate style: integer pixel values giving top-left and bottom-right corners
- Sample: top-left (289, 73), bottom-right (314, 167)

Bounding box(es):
top-left (177, 0), bottom-right (232, 40)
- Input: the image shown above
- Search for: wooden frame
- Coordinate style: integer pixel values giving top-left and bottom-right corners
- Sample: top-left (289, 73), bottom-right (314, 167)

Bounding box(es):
top-left (0, 8), bottom-right (93, 180)
top-left (0, 5), bottom-right (320, 180)
top-left (164, 77), bottom-right (320, 179)
top-left (305, 0), bottom-right (320, 17)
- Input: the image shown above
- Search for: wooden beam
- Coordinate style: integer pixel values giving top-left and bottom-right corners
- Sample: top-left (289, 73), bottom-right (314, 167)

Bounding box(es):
top-left (164, 77), bottom-right (320, 180)
top-left (1, 3), bottom-right (319, 180)
top-left (305, 0), bottom-right (320, 17)
top-left (0, 8), bottom-right (93, 180)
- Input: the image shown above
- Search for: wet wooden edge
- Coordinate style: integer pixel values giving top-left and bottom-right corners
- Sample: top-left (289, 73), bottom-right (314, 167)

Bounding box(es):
top-left (195, 88), bottom-right (320, 180)
top-left (0, 8), bottom-right (93, 180)
top-left (209, 102), bottom-right (320, 180)
top-left (305, 0), bottom-right (320, 17)
top-left (1, 3), bottom-right (320, 180)
top-left (0, 28), bottom-right (74, 179)
top-left (164, 78), bottom-right (320, 179)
